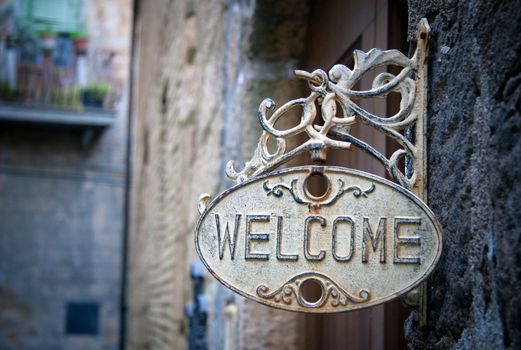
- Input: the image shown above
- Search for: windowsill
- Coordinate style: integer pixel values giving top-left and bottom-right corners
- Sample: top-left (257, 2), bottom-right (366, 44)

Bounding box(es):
top-left (0, 103), bottom-right (116, 128)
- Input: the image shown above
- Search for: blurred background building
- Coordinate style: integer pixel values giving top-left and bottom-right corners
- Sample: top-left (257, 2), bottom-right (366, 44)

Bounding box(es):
top-left (0, 0), bottom-right (132, 349)
top-left (1, 0), bottom-right (520, 350)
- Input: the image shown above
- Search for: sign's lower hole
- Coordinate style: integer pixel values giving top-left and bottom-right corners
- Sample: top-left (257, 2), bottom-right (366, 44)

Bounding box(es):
top-left (300, 279), bottom-right (323, 304)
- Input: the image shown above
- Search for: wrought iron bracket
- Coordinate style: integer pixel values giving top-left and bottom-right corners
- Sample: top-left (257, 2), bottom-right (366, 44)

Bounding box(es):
top-left (226, 19), bottom-right (430, 194)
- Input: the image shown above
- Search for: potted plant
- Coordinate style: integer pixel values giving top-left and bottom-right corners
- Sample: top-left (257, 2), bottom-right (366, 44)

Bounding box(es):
top-left (0, 83), bottom-right (18, 102)
top-left (81, 83), bottom-right (111, 108)
top-left (71, 29), bottom-right (89, 55)
top-left (38, 28), bottom-right (56, 54)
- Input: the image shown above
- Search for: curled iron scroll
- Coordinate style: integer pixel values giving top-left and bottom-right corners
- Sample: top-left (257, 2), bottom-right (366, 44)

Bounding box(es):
top-left (226, 19), bottom-right (430, 190)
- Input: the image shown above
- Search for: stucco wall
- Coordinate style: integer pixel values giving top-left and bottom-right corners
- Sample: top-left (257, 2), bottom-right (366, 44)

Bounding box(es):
top-left (126, 0), bottom-right (309, 349)
top-left (405, 0), bottom-right (521, 349)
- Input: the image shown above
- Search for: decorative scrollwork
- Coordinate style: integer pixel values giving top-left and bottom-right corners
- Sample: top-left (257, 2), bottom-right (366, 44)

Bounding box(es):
top-left (256, 272), bottom-right (370, 308)
top-left (226, 19), bottom-right (430, 191)
top-left (263, 178), bottom-right (375, 208)
top-left (197, 193), bottom-right (211, 214)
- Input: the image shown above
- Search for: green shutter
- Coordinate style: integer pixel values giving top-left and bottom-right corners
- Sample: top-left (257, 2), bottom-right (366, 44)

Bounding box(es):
top-left (22, 0), bottom-right (80, 33)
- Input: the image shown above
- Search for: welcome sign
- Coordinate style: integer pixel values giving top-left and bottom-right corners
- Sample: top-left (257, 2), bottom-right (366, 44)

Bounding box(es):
top-left (196, 167), bottom-right (441, 312)
top-left (195, 19), bottom-right (441, 313)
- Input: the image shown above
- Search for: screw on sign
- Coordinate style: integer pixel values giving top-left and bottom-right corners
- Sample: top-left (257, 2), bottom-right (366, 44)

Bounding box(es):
top-left (195, 19), bottom-right (441, 314)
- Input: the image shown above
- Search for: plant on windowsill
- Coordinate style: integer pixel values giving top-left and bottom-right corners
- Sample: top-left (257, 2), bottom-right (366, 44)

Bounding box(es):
top-left (71, 29), bottom-right (89, 55)
top-left (52, 87), bottom-right (83, 110)
top-left (0, 83), bottom-right (19, 102)
top-left (37, 28), bottom-right (56, 54)
top-left (81, 83), bottom-right (111, 109)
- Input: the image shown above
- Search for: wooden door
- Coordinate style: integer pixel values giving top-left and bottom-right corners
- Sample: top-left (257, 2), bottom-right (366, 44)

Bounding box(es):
top-left (299, 1), bottom-right (410, 349)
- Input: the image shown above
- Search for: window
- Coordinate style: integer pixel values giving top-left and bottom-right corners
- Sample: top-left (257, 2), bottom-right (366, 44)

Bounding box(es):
top-left (0, 0), bottom-right (119, 111)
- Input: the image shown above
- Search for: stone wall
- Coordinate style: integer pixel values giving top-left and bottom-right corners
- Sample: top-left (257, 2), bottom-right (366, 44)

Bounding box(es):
top-left (126, 0), bottom-right (310, 349)
top-left (406, 0), bottom-right (521, 349)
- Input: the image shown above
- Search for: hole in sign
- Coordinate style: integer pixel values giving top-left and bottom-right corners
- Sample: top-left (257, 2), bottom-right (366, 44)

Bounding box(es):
top-left (304, 172), bottom-right (330, 199)
top-left (300, 278), bottom-right (324, 305)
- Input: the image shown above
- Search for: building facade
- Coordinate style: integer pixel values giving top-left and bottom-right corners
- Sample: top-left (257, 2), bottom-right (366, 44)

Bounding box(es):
top-left (0, 0), bottom-right (132, 349)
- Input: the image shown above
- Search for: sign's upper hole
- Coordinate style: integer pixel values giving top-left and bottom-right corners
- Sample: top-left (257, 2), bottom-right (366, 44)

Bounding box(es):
top-left (304, 172), bottom-right (330, 199)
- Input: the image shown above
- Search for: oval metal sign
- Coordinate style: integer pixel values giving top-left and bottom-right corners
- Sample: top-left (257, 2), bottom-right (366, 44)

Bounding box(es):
top-left (195, 166), bottom-right (442, 313)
